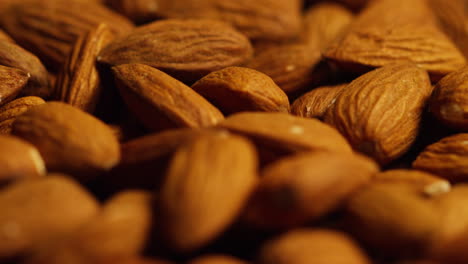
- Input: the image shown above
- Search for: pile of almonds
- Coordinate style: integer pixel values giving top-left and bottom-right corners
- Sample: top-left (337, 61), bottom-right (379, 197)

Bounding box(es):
top-left (3, 0), bottom-right (468, 263)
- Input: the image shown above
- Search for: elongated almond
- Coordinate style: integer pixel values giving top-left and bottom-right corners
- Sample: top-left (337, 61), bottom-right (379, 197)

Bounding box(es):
top-left (12, 102), bottom-right (120, 180)
top-left (160, 132), bottom-right (258, 252)
top-left (112, 63), bottom-right (224, 131)
top-left (0, 65), bottom-right (29, 106)
top-left (99, 19), bottom-right (253, 83)
top-left (55, 24), bottom-right (115, 113)
top-left (324, 63), bottom-right (433, 165)
top-left (0, 96), bottom-right (45, 134)
top-left (291, 84), bottom-right (347, 120)
top-left (191, 67), bottom-right (290, 114)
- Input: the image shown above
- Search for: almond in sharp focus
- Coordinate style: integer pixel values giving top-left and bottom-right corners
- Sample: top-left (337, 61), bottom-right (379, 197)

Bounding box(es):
top-left (324, 63), bottom-right (433, 165)
top-left (244, 151), bottom-right (378, 229)
top-left (12, 102), bottom-right (120, 181)
top-left (291, 84), bottom-right (347, 120)
top-left (0, 175), bottom-right (99, 260)
top-left (191, 66), bottom-right (290, 114)
top-left (55, 23), bottom-right (115, 113)
top-left (99, 19), bottom-right (253, 83)
top-left (413, 133), bottom-right (468, 182)
top-left (160, 131), bottom-right (258, 252)
top-left (112, 63), bottom-right (224, 131)
top-left (258, 229), bottom-right (371, 264)
top-left (0, 0), bottom-right (134, 71)
top-left (429, 66), bottom-right (468, 130)
top-left (324, 0), bottom-right (466, 80)
top-left (0, 96), bottom-right (45, 134)
top-left (0, 65), bottom-right (29, 106)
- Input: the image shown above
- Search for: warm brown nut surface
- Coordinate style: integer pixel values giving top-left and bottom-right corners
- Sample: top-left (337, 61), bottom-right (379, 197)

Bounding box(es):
top-left (345, 182), bottom-right (439, 258)
top-left (0, 0), bottom-right (134, 71)
top-left (0, 40), bottom-right (50, 98)
top-left (218, 112), bottom-right (352, 157)
top-left (324, 0), bottom-right (466, 79)
top-left (159, 132), bottom-right (258, 252)
top-left (188, 255), bottom-right (249, 264)
top-left (429, 66), bottom-right (468, 130)
top-left (55, 23), bottom-right (115, 113)
top-left (413, 133), bottom-right (468, 182)
top-left (291, 84), bottom-right (347, 120)
top-left (191, 67), bottom-right (290, 114)
top-left (25, 190), bottom-right (153, 264)
top-left (98, 19), bottom-right (253, 83)
top-left (0, 65), bottom-right (30, 106)
top-left (324, 63), bottom-right (433, 165)
top-left (0, 96), bottom-right (45, 134)
top-left (112, 63), bottom-right (224, 131)
top-left (98, 258), bottom-right (174, 264)
top-left (0, 135), bottom-right (45, 183)
top-left (244, 151), bottom-right (378, 229)
top-left (0, 175), bottom-right (99, 259)
top-left (258, 229), bottom-right (371, 264)
top-left (12, 102), bottom-right (120, 180)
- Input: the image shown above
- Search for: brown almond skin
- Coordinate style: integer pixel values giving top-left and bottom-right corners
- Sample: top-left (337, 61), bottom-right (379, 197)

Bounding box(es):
top-left (160, 132), bottom-right (258, 252)
top-left (324, 0), bottom-right (466, 80)
top-left (0, 96), bottom-right (45, 134)
top-left (258, 229), bottom-right (371, 264)
top-left (0, 135), bottom-right (45, 184)
top-left (324, 63), bottom-right (433, 165)
top-left (98, 258), bottom-right (173, 264)
top-left (112, 63), bottom-right (224, 131)
top-left (25, 190), bottom-right (153, 264)
top-left (0, 65), bottom-right (30, 106)
top-left (291, 84), bottom-right (347, 120)
top-left (55, 23), bottom-right (115, 113)
top-left (188, 255), bottom-right (249, 264)
top-left (413, 134), bottom-right (468, 182)
top-left (12, 102), bottom-right (120, 181)
top-left (429, 66), bottom-right (468, 130)
top-left (0, 29), bottom-right (13, 43)
top-left (99, 19), bottom-right (253, 83)
top-left (0, 40), bottom-right (50, 98)
top-left (0, 175), bottom-right (99, 259)
top-left (191, 66), bottom-right (290, 114)
top-left (0, 0), bottom-right (134, 71)
top-left (344, 182), bottom-right (440, 258)
top-left (244, 151), bottom-right (378, 229)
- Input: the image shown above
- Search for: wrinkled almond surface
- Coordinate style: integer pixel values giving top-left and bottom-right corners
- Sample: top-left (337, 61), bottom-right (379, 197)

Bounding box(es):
top-left (291, 84), bottom-right (347, 120)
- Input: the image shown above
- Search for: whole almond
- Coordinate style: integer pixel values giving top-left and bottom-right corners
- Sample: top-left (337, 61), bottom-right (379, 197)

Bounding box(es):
top-left (160, 132), bottom-right (258, 252)
top-left (0, 96), bottom-right (45, 134)
top-left (0, 135), bottom-right (45, 184)
top-left (324, 0), bottom-right (466, 80)
top-left (413, 133), bottom-right (468, 182)
top-left (291, 84), bottom-right (347, 120)
top-left (188, 255), bottom-right (248, 264)
top-left (55, 23), bottom-right (115, 113)
top-left (429, 66), bottom-right (468, 130)
top-left (0, 65), bottom-right (30, 106)
top-left (112, 63), bottom-right (224, 131)
top-left (99, 19), bottom-right (253, 83)
top-left (0, 175), bottom-right (99, 259)
top-left (324, 63), bottom-right (433, 165)
top-left (191, 66), bottom-right (290, 114)
top-left (25, 190), bottom-right (153, 264)
top-left (12, 102), bottom-right (120, 180)
top-left (0, 0), bottom-right (134, 71)
top-left (258, 229), bottom-right (371, 264)
top-left (244, 151), bottom-right (378, 229)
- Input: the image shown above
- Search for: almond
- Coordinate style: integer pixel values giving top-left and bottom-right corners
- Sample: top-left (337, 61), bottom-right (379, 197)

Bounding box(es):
top-left (98, 19), bottom-right (253, 83)
top-left (324, 63), bottom-right (433, 165)
top-left (188, 255), bottom-right (249, 264)
top-left (191, 66), bottom-right (290, 114)
top-left (258, 229), bottom-right (371, 264)
top-left (0, 65), bottom-right (30, 106)
top-left (324, 0), bottom-right (466, 80)
top-left (0, 96), bottom-right (45, 134)
top-left (429, 66), bottom-right (468, 130)
top-left (291, 84), bottom-right (347, 120)
top-left (0, 175), bottom-right (99, 259)
top-left (244, 151), bottom-right (378, 229)
top-left (99, 258), bottom-right (173, 264)
top-left (413, 133), bottom-right (468, 182)
top-left (159, 131), bottom-right (258, 252)
top-left (55, 23), bottom-right (115, 113)
top-left (12, 102), bottom-right (120, 180)
top-left (112, 63), bottom-right (224, 131)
